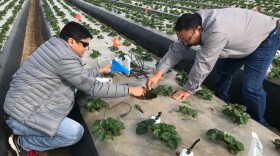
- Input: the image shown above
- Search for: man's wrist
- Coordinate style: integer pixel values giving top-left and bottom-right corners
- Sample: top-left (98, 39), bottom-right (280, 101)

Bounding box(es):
top-left (154, 70), bottom-right (163, 78)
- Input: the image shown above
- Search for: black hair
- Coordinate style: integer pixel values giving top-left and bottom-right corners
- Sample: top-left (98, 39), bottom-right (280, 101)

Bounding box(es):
top-left (59, 21), bottom-right (93, 42)
top-left (174, 13), bottom-right (202, 31)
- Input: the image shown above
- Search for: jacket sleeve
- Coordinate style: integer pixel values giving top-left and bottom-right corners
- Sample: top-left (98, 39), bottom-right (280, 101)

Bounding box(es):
top-left (86, 66), bottom-right (101, 77)
top-left (157, 40), bottom-right (191, 74)
top-left (183, 32), bottom-right (228, 92)
top-left (57, 56), bottom-right (129, 98)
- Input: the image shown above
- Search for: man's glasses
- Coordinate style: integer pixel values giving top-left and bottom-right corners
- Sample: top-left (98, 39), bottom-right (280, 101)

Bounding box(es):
top-left (73, 38), bottom-right (89, 48)
top-left (178, 28), bottom-right (196, 45)
top-left (79, 40), bottom-right (89, 48)
top-left (187, 29), bottom-right (196, 43)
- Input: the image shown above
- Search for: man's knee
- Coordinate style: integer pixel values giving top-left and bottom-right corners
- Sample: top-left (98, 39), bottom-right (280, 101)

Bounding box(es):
top-left (72, 124), bottom-right (84, 144)
top-left (65, 124), bottom-right (84, 145)
top-left (242, 83), bottom-right (265, 97)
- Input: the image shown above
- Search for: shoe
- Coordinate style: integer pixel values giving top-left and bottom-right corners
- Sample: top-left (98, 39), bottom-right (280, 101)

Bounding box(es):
top-left (8, 134), bottom-right (27, 156)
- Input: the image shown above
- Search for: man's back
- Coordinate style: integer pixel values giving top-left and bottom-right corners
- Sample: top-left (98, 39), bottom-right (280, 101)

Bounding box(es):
top-left (196, 8), bottom-right (279, 58)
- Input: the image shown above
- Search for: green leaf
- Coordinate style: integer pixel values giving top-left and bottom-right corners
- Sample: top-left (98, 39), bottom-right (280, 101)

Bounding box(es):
top-left (235, 141), bottom-right (244, 151)
top-left (154, 129), bottom-right (161, 138)
top-left (162, 132), bottom-right (171, 141)
top-left (195, 88), bottom-right (213, 100)
top-left (99, 133), bottom-right (106, 142)
top-left (136, 125), bottom-right (148, 135)
top-left (176, 71), bottom-right (189, 86)
top-left (168, 138), bottom-right (179, 150)
top-left (223, 134), bottom-right (235, 145)
top-left (90, 49), bottom-right (101, 58)
top-left (274, 139), bottom-right (280, 150)
top-left (144, 119), bottom-right (156, 126)
top-left (152, 85), bottom-right (173, 96)
top-left (223, 103), bottom-right (251, 125)
top-left (92, 117), bottom-right (124, 142)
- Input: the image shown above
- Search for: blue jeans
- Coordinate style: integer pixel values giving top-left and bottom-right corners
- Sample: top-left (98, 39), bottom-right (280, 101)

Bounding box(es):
top-left (215, 29), bottom-right (280, 126)
top-left (6, 117), bottom-right (84, 151)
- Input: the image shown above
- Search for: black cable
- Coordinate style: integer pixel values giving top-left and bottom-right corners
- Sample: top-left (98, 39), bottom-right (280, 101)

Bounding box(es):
top-left (128, 53), bottom-right (150, 79)
top-left (103, 102), bottom-right (132, 119)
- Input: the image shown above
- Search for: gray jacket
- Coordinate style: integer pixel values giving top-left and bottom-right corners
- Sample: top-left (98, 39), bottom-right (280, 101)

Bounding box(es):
top-left (158, 8), bottom-right (279, 91)
top-left (4, 37), bottom-right (129, 136)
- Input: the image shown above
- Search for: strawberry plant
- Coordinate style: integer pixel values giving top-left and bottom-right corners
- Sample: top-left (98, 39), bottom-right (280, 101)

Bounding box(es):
top-left (116, 50), bottom-right (126, 59)
top-left (176, 101), bottom-right (197, 118)
top-left (274, 139), bottom-right (280, 150)
top-left (176, 71), bottom-right (189, 87)
top-left (83, 98), bottom-right (109, 112)
top-left (222, 104), bottom-right (251, 125)
top-left (108, 31), bottom-right (118, 36)
top-left (195, 88), bottom-right (213, 100)
top-left (123, 40), bottom-right (131, 46)
top-left (97, 35), bottom-right (104, 39)
top-left (206, 128), bottom-right (244, 155)
top-left (100, 25), bottom-right (111, 32)
top-left (136, 119), bottom-right (181, 150)
top-left (90, 49), bottom-right (101, 58)
top-left (152, 85), bottom-right (173, 96)
top-left (91, 29), bottom-right (101, 35)
top-left (268, 67), bottom-right (280, 79)
top-left (100, 73), bottom-right (115, 78)
top-left (272, 56), bottom-right (280, 67)
top-left (109, 46), bottom-right (119, 52)
top-left (130, 46), bottom-right (145, 54)
top-left (92, 117), bottom-right (125, 142)
top-left (141, 52), bottom-right (153, 61)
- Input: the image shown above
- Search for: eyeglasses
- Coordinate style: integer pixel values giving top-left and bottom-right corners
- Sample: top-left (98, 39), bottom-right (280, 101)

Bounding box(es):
top-left (73, 38), bottom-right (89, 48)
top-left (187, 29), bottom-right (196, 42)
top-left (178, 28), bottom-right (196, 45)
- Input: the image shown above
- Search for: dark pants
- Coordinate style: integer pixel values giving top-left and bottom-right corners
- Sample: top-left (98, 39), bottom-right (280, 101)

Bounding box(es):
top-left (215, 29), bottom-right (280, 126)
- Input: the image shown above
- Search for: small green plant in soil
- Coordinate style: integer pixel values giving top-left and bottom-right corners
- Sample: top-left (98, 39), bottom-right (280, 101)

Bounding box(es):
top-left (90, 49), bottom-right (101, 58)
top-left (108, 31), bottom-right (118, 36)
top-left (136, 119), bottom-right (181, 150)
top-left (268, 56), bottom-right (280, 79)
top-left (116, 50), bottom-right (126, 60)
top-left (176, 101), bottom-right (198, 118)
top-left (130, 46), bottom-right (145, 54)
top-left (222, 103), bottom-right (251, 125)
top-left (274, 139), bottom-right (280, 150)
top-left (123, 40), bottom-right (131, 46)
top-left (272, 56), bottom-right (280, 67)
top-left (141, 52), bottom-right (153, 61)
top-left (195, 88), bottom-right (213, 100)
top-left (83, 98), bottom-right (108, 112)
top-left (100, 73), bottom-right (114, 78)
top-left (97, 35), bottom-right (104, 39)
top-left (206, 128), bottom-right (244, 155)
top-left (268, 66), bottom-right (280, 79)
top-left (176, 71), bottom-right (189, 87)
top-left (92, 117), bottom-right (125, 142)
top-left (152, 85), bottom-right (173, 96)
top-left (109, 46), bottom-right (119, 52)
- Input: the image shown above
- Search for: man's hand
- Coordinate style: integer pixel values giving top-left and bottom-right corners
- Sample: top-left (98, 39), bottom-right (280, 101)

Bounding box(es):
top-left (129, 86), bottom-right (145, 97)
top-left (171, 88), bottom-right (190, 100)
top-left (99, 64), bottom-right (111, 73)
top-left (146, 70), bottom-right (163, 90)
